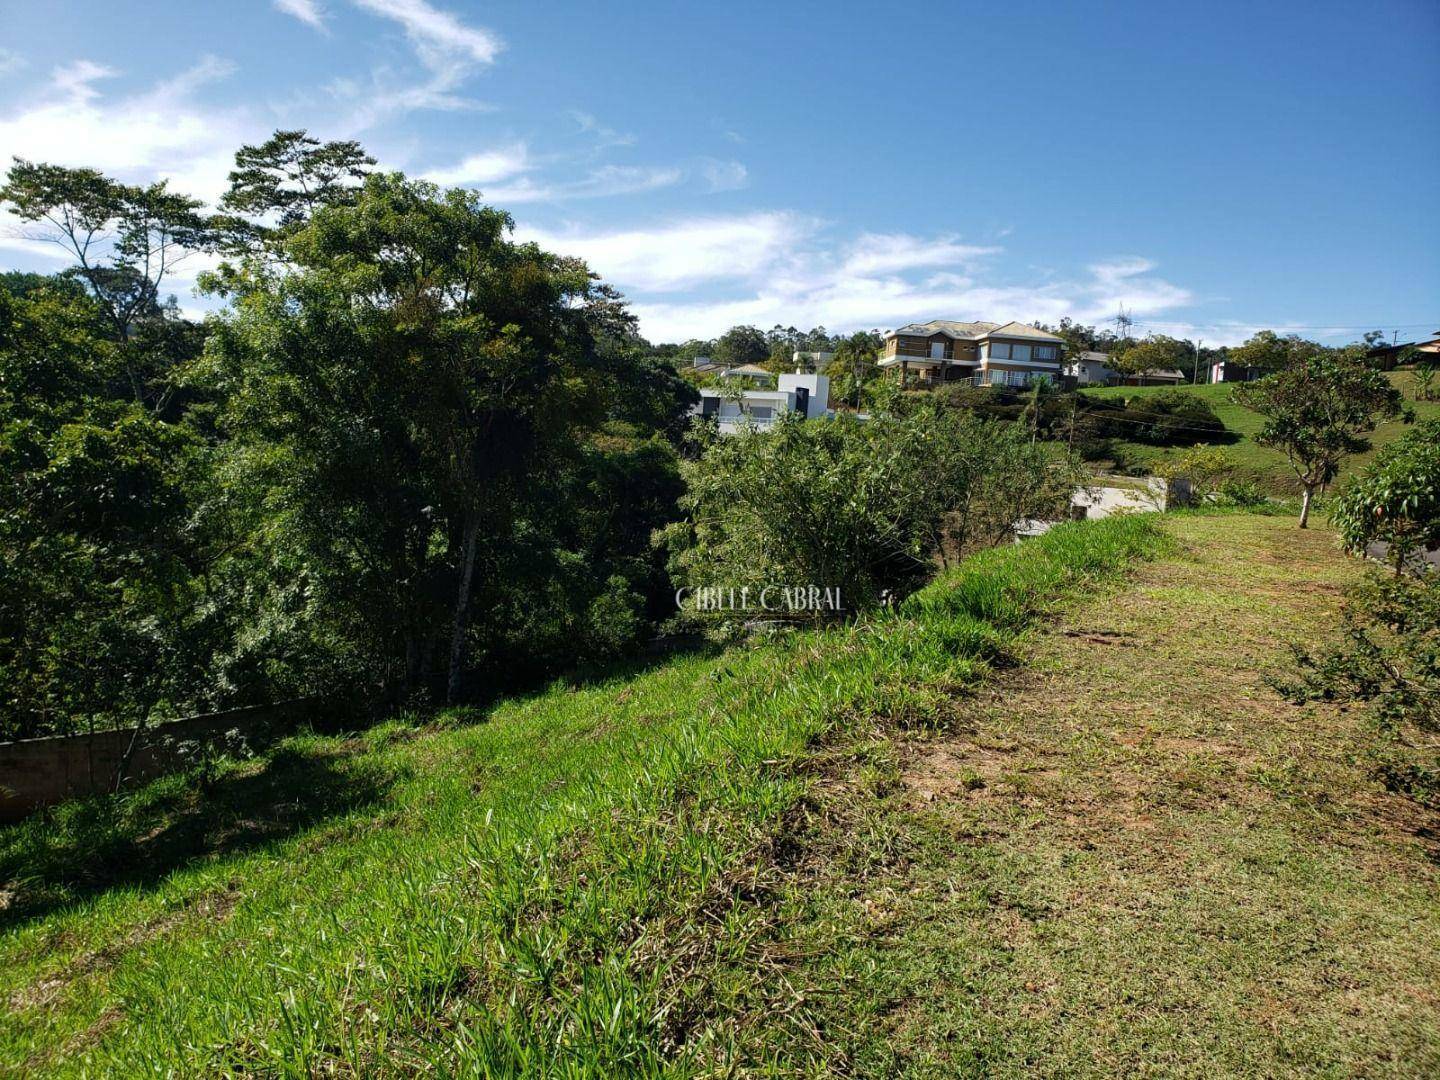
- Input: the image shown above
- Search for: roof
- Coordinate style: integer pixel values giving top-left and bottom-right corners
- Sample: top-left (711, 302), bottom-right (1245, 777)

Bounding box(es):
top-left (886, 319), bottom-right (999, 339)
top-left (723, 364), bottom-right (773, 377)
top-left (981, 321), bottom-right (1065, 343)
top-left (1076, 351), bottom-right (1112, 363)
top-left (884, 319), bottom-right (1063, 343)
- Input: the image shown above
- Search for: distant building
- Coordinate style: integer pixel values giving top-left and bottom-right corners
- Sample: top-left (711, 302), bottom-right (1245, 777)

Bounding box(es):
top-left (691, 373), bottom-right (833, 435)
top-left (877, 319), bottom-right (1064, 387)
top-left (1064, 351), bottom-right (1118, 386)
top-left (1209, 359), bottom-right (1267, 384)
top-left (792, 349), bottom-right (835, 372)
top-left (690, 356), bottom-right (774, 383)
top-left (1366, 330), bottom-right (1440, 371)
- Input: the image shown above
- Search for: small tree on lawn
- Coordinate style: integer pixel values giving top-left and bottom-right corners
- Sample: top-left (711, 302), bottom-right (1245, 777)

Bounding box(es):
top-left (1111, 334), bottom-right (1189, 380)
top-left (1235, 353), bottom-right (1405, 528)
top-left (1332, 420), bottom-right (1440, 574)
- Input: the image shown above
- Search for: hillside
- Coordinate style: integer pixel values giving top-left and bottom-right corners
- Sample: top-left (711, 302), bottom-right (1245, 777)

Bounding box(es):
top-left (3, 513), bottom-right (1438, 1075)
top-left (1081, 368), bottom-right (1439, 491)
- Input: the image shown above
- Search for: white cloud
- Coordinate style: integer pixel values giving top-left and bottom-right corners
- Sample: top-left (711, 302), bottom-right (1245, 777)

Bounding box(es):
top-left (521, 213), bottom-right (1195, 343)
top-left (841, 233), bottom-right (999, 276)
top-left (332, 0), bottom-right (502, 129)
top-left (0, 56), bottom-right (247, 206)
top-left (274, 0), bottom-right (327, 31)
top-left (567, 110), bottom-right (636, 149)
top-left (350, 0), bottom-right (501, 68)
top-left (421, 143), bottom-right (531, 186)
top-left (700, 158), bottom-right (748, 193)
top-left (487, 164), bottom-right (682, 205)
top-left (516, 212), bottom-right (817, 293)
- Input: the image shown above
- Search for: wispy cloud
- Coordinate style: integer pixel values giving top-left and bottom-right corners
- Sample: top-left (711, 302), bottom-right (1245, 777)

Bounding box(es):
top-left (520, 213), bottom-right (1195, 342)
top-left (0, 48), bottom-right (26, 78)
top-left (421, 143), bottom-right (530, 186)
top-left (488, 164), bottom-right (682, 205)
top-left (350, 0), bottom-right (501, 68)
top-left (0, 56), bottom-right (247, 205)
top-left (700, 158), bottom-right (748, 193)
top-left (274, 0), bottom-right (327, 31)
top-left (336, 0), bottom-right (502, 128)
top-left (516, 212), bottom-right (818, 293)
top-left (567, 110), bottom-right (636, 149)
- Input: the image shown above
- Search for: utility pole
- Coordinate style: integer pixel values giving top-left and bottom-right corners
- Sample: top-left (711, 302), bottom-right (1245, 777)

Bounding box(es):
top-left (1192, 338), bottom-right (1203, 384)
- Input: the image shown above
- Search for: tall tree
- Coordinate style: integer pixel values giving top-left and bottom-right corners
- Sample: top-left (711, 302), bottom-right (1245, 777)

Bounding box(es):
top-left (1235, 350), bottom-right (1405, 527)
top-left (202, 173), bottom-right (642, 703)
top-left (712, 325), bottom-right (770, 368)
top-left (0, 160), bottom-right (212, 408)
top-left (217, 129), bottom-right (375, 250)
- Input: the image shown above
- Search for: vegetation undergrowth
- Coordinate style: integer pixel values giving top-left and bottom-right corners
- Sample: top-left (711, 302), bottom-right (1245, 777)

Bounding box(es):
top-left (0, 516), bottom-right (1166, 1076)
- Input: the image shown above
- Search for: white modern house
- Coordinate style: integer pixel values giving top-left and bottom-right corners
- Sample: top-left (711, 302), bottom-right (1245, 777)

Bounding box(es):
top-left (692, 373), bottom-right (833, 434)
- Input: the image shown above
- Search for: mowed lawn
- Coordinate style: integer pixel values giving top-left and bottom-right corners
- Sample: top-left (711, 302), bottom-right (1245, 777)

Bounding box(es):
top-left (2, 513), bottom-right (1437, 1075)
top-left (1082, 368), bottom-right (1439, 491)
top-left (0, 518), bottom-right (1166, 1076)
top-left (768, 514), bottom-right (1440, 1076)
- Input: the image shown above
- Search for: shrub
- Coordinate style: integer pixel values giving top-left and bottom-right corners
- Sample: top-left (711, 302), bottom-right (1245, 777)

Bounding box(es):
top-left (1280, 571), bottom-right (1440, 803)
top-left (661, 407), bottom-right (1085, 624)
top-left (1331, 419), bottom-right (1440, 573)
top-left (1080, 391), bottom-right (1228, 446)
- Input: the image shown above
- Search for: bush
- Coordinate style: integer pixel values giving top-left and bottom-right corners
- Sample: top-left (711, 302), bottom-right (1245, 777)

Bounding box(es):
top-left (1081, 390), bottom-right (1229, 446)
top-left (1280, 571), bottom-right (1440, 804)
top-left (1331, 419), bottom-right (1440, 572)
top-left (661, 407), bottom-right (1085, 625)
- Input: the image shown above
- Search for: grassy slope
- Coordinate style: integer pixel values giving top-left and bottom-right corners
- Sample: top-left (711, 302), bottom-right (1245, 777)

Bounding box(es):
top-left (1081, 369), bottom-right (1439, 491)
top-left (0, 518), bottom-right (1165, 1076)
top-left (769, 514), bottom-right (1440, 1076)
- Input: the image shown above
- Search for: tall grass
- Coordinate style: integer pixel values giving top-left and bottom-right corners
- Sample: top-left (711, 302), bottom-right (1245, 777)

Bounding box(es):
top-left (0, 516), bottom-right (1167, 1076)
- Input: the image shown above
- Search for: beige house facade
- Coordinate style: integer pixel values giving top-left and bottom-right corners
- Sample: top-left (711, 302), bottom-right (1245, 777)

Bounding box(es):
top-left (877, 319), bottom-right (1065, 387)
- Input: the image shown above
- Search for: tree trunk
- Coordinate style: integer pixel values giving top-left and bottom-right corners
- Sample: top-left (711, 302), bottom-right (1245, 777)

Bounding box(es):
top-left (1298, 484), bottom-right (1314, 529)
top-left (446, 511), bottom-right (481, 705)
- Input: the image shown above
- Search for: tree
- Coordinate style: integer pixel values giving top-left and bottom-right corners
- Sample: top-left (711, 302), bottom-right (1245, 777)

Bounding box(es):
top-left (711, 325), bottom-right (770, 369)
top-left (217, 129), bottom-right (375, 250)
top-left (1332, 420), bottom-right (1440, 574)
top-left (0, 159), bottom-right (212, 408)
top-left (1228, 330), bottom-right (1310, 375)
top-left (201, 173), bottom-right (654, 704)
top-left (1235, 352), bottom-right (1405, 527)
top-left (1413, 356), bottom-right (1437, 402)
top-left (0, 281), bottom-right (202, 739)
top-left (1110, 334), bottom-right (1189, 378)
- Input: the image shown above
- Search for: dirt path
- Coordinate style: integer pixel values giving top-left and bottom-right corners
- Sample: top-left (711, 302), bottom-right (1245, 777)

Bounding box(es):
top-left (790, 514), bottom-right (1440, 1077)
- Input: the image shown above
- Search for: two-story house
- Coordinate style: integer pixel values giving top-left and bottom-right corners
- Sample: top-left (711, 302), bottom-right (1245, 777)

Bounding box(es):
top-left (877, 320), bottom-right (1065, 387)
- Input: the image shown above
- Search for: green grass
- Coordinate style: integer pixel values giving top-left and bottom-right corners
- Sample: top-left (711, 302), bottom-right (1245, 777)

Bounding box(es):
top-left (1081, 368), bottom-right (1440, 491)
top-left (756, 515), bottom-right (1440, 1076)
top-left (0, 517), bottom-right (1168, 1076)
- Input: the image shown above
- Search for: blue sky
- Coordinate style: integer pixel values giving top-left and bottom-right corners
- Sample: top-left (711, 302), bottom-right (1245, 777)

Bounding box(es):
top-left (1, 0), bottom-right (1436, 345)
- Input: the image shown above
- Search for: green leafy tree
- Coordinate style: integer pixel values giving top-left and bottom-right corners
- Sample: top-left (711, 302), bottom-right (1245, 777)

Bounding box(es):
top-left (711, 325), bottom-right (770, 369)
top-left (1110, 334), bottom-right (1189, 378)
top-left (217, 129), bottom-right (375, 250)
top-left (1235, 352), bottom-right (1405, 527)
top-left (200, 173), bottom-right (657, 703)
top-left (1332, 420), bottom-right (1440, 573)
top-left (1228, 330), bottom-right (1311, 375)
top-left (0, 159), bottom-right (213, 408)
top-left (0, 282), bottom-right (202, 739)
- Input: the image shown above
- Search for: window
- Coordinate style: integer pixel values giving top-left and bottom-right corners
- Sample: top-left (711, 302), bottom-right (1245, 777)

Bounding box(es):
top-left (748, 405), bottom-right (773, 420)
top-left (989, 342), bottom-right (1011, 360)
top-left (1034, 344), bottom-right (1058, 360)
top-left (1011, 343), bottom-right (1032, 362)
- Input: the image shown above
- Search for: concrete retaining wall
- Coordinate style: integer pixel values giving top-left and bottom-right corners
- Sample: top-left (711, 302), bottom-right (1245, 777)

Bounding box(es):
top-left (0, 699), bottom-right (320, 822)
